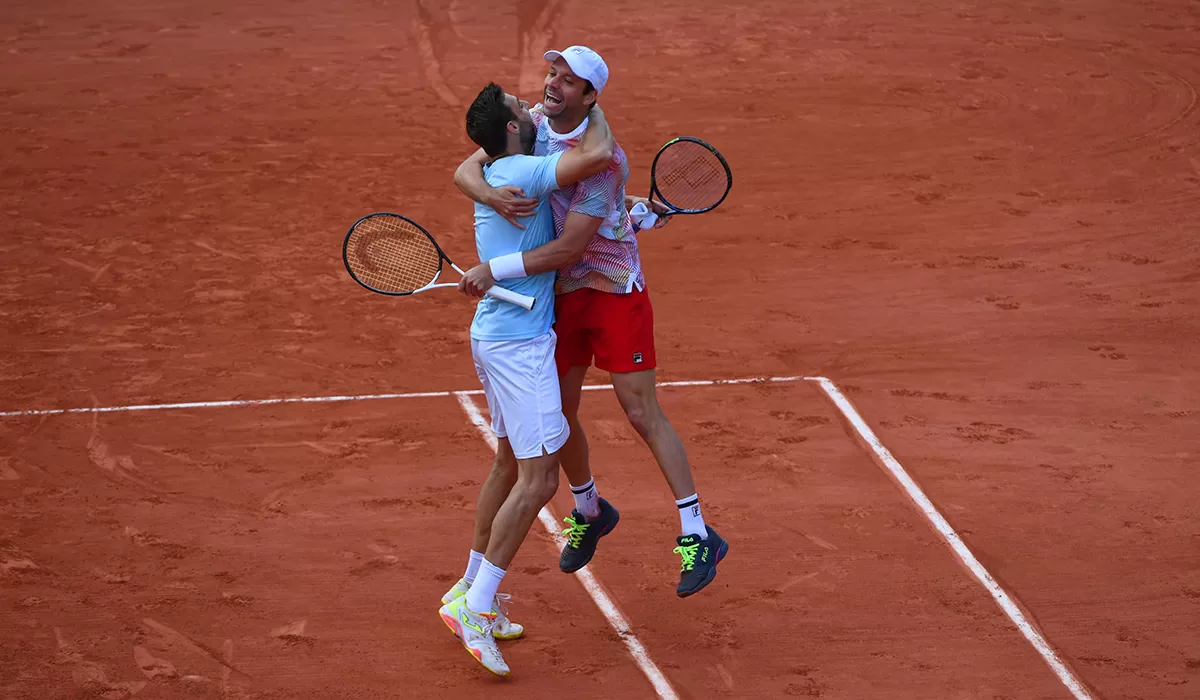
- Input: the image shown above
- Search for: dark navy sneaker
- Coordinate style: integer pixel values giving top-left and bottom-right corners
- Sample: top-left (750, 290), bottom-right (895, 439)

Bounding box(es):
top-left (674, 525), bottom-right (729, 597)
top-left (559, 498), bottom-right (620, 573)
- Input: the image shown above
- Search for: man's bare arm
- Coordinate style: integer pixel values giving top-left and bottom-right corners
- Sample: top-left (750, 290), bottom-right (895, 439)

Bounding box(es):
top-left (457, 211), bottom-right (602, 297)
top-left (553, 105), bottom-right (615, 187)
top-left (453, 148), bottom-right (492, 204)
top-left (522, 211), bottom-right (603, 275)
top-left (452, 149), bottom-right (538, 226)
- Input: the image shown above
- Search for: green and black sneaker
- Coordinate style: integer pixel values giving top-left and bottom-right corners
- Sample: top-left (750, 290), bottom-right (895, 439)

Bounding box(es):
top-left (673, 525), bottom-right (729, 597)
top-left (559, 498), bottom-right (620, 573)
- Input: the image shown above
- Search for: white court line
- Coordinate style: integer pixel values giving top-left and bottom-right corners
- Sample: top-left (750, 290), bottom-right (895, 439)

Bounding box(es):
top-left (0, 375), bottom-right (811, 418)
top-left (454, 393), bottom-right (680, 700)
top-left (0, 390), bottom-right (473, 418)
top-left (811, 377), bottom-right (1094, 700)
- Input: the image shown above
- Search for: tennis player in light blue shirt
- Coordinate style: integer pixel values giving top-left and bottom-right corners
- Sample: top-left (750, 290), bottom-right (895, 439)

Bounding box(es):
top-left (468, 151), bottom-right (562, 342)
top-left (436, 82), bottom-right (614, 677)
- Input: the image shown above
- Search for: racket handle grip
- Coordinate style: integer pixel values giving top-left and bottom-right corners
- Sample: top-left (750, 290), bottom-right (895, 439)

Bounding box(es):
top-left (486, 285), bottom-right (536, 310)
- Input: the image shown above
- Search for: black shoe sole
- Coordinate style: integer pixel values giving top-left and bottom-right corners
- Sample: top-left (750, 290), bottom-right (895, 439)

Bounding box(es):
top-left (677, 538), bottom-right (728, 598)
top-left (559, 510), bottom-right (620, 574)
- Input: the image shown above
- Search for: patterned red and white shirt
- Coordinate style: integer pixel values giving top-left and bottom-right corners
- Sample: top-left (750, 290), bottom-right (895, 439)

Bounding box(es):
top-left (531, 108), bottom-right (644, 295)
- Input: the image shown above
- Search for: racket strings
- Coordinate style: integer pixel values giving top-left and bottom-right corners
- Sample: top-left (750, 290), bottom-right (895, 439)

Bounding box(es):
top-left (346, 217), bottom-right (442, 293)
top-left (654, 142), bottom-right (729, 212)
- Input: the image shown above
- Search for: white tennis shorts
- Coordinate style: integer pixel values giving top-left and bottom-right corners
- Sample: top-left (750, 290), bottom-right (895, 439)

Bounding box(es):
top-left (471, 330), bottom-right (569, 460)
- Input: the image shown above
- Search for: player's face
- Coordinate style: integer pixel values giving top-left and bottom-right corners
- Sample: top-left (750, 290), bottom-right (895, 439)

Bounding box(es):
top-left (505, 93), bottom-right (536, 154)
top-left (543, 58), bottom-right (593, 117)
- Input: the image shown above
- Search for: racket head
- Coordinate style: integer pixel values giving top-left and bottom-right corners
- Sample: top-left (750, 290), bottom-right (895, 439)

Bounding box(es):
top-left (649, 137), bottom-right (733, 214)
top-left (342, 212), bottom-right (447, 295)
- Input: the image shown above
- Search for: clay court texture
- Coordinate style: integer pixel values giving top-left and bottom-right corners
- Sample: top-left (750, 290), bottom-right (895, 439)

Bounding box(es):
top-left (2, 0), bottom-right (1198, 698)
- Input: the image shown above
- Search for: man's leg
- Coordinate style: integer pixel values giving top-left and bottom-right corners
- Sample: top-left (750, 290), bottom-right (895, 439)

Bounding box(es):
top-left (553, 290), bottom-right (621, 574)
top-left (439, 329), bottom-right (569, 677)
top-left (588, 286), bottom-right (727, 597)
top-left (441, 449), bottom-right (558, 678)
top-left (441, 439), bottom-right (525, 640)
top-left (443, 341), bottom-right (525, 640)
top-left (610, 368), bottom-right (728, 597)
top-left (471, 439), bottom-right (518, 556)
top-left (445, 439), bottom-right (515, 599)
top-left (478, 451), bottom-right (559, 571)
top-left (610, 368), bottom-right (694, 499)
top-left (557, 364), bottom-right (592, 491)
top-left (589, 287), bottom-right (696, 499)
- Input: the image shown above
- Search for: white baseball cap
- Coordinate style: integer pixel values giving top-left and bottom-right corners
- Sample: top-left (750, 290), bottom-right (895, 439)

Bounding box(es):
top-left (543, 46), bottom-right (609, 94)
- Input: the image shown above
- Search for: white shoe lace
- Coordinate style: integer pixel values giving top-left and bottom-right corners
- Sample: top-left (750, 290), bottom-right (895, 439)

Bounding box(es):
top-left (493, 592), bottom-right (513, 617)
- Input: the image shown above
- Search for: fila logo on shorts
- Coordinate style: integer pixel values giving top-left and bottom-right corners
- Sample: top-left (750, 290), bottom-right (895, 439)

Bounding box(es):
top-left (633, 352), bottom-right (643, 364)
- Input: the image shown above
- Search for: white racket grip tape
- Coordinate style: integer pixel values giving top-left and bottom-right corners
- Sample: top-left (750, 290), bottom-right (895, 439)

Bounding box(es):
top-left (486, 285), bottom-right (536, 310)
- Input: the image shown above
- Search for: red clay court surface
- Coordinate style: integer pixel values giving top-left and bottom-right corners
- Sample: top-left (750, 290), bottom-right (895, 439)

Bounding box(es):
top-left (2, 0), bottom-right (1199, 698)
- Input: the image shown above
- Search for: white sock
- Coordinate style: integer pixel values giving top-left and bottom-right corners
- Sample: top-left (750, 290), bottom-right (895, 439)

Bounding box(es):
top-left (465, 558), bottom-right (506, 614)
top-left (464, 550), bottom-right (484, 585)
top-left (675, 494), bottom-right (707, 538)
top-left (570, 478), bottom-right (601, 520)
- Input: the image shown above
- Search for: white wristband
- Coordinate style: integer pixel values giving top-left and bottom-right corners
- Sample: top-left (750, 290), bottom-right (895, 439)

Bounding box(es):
top-left (489, 252), bottom-right (527, 280)
top-left (629, 201), bottom-right (659, 231)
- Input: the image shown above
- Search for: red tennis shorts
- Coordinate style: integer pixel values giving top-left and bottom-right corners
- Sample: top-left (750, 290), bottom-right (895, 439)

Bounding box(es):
top-left (553, 287), bottom-right (657, 376)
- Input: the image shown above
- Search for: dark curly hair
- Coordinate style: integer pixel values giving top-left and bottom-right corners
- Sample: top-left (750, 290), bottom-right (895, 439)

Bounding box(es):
top-left (466, 82), bottom-right (516, 158)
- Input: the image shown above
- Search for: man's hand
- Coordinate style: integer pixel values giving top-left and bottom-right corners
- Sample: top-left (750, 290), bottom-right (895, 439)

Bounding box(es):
top-left (627, 196), bottom-right (673, 229)
top-left (485, 186), bottom-right (538, 228)
top-left (458, 263), bottom-right (497, 298)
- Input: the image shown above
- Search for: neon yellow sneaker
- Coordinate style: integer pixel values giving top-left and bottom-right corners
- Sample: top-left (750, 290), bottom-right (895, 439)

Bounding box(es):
top-left (440, 578), bottom-right (470, 605)
top-left (440, 578), bottom-right (525, 640)
top-left (438, 596), bottom-right (510, 677)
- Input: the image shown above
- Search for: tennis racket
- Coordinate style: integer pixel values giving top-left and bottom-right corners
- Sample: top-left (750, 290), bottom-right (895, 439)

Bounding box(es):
top-left (645, 137), bottom-right (732, 222)
top-left (342, 212), bottom-right (535, 310)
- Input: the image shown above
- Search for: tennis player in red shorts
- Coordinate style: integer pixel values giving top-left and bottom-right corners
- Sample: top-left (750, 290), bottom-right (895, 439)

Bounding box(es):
top-left (455, 46), bottom-right (728, 598)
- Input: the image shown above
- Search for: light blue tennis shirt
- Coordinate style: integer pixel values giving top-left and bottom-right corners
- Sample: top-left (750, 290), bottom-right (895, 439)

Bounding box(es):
top-left (470, 151), bottom-right (564, 342)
